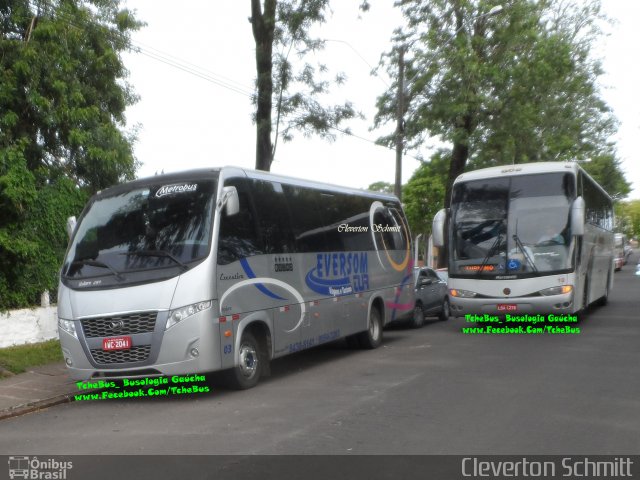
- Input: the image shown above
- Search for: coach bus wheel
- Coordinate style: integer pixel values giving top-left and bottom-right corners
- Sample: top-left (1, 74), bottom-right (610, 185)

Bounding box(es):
top-left (358, 307), bottom-right (383, 349)
top-left (439, 298), bottom-right (450, 322)
top-left (597, 275), bottom-right (610, 307)
top-left (580, 280), bottom-right (590, 314)
top-left (411, 303), bottom-right (425, 328)
top-left (225, 331), bottom-right (263, 390)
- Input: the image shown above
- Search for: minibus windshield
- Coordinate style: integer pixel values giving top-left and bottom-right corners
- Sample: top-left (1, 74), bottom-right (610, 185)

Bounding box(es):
top-left (62, 179), bottom-right (216, 284)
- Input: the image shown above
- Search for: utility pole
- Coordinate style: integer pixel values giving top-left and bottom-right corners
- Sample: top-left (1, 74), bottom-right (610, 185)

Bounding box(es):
top-left (394, 45), bottom-right (405, 201)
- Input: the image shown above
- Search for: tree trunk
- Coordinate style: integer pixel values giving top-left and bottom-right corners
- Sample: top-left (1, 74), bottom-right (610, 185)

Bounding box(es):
top-left (251, 0), bottom-right (276, 171)
top-left (444, 116), bottom-right (472, 209)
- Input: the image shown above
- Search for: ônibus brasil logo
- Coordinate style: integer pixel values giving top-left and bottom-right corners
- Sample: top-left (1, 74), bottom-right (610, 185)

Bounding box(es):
top-left (155, 183), bottom-right (198, 198)
top-left (8, 456), bottom-right (73, 479)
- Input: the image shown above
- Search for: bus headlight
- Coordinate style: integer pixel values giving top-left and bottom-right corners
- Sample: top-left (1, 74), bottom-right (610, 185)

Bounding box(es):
top-left (58, 318), bottom-right (78, 339)
top-left (449, 289), bottom-right (478, 298)
top-left (539, 285), bottom-right (573, 296)
top-left (166, 301), bottom-right (212, 330)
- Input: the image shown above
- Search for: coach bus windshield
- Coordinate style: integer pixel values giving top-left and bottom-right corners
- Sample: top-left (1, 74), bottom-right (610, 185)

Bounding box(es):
top-left (450, 172), bottom-right (575, 278)
top-left (62, 179), bottom-right (216, 287)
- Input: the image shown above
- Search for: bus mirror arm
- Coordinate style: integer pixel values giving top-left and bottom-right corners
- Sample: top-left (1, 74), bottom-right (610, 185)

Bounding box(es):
top-left (571, 196), bottom-right (585, 237)
top-left (219, 186), bottom-right (240, 216)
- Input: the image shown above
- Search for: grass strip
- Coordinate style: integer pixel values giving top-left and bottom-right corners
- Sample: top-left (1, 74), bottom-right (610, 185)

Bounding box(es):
top-left (0, 339), bottom-right (63, 375)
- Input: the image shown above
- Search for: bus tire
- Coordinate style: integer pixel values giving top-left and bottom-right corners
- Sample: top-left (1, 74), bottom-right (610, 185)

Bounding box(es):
top-left (357, 307), bottom-right (383, 349)
top-left (224, 331), bottom-right (263, 390)
top-left (411, 303), bottom-right (425, 328)
top-left (439, 298), bottom-right (450, 321)
top-left (580, 279), bottom-right (590, 314)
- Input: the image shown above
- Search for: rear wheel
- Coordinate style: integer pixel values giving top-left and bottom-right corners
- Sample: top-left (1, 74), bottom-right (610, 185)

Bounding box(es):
top-left (411, 303), bottom-right (425, 328)
top-left (224, 331), bottom-right (263, 390)
top-left (357, 307), bottom-right (383, 349)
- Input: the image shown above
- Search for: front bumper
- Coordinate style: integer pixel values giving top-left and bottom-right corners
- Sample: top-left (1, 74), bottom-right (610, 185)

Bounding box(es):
top-left (59, 308), bottom-right (221, 382)
top-left (449, 291), bottom-right (574, 317)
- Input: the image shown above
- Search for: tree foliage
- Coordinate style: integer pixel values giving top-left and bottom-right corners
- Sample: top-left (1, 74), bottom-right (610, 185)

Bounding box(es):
top-left (400, 152), bottom-right (447, 237)
top-left (0, 0), bottom-right (141, 309)
top-left (374, 0), bottom-right (628, 206)
top-left (367, 181), bottom-right (394, 194)
top-left (615, 200), bottom-right (640, 240)
top-left (250, 0), bottom-right (359, 171)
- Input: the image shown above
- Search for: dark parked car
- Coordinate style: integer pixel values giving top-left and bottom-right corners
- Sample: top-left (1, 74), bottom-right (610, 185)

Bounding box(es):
top-left (411, 267), bottom-right (449, 328)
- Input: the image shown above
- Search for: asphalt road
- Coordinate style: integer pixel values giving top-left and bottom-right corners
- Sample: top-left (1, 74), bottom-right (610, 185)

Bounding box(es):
top-left (1, 256), bottom-right (639, 455)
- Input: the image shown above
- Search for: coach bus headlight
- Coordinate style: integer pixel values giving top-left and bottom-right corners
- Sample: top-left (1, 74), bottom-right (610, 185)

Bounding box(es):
top-left (538, 285), bottom-right (573, 296)
top-left (166, 301), bottom-right (212, 330)
top-left (58, 318), bottom-right (78, 339)
top-left (449, 289), bottom-right (477, 298)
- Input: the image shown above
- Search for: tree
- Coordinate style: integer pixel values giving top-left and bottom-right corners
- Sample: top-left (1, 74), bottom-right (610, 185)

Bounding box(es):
top-left (249, 0), bottom-right (359, 171)
top-left (0, 0), bottom-right (141, 308)
top-left (615, 200), bottom-right (640, 240)
top-left (367, 181), bottom-right (394, 194)
top-left (401, 151), bottom-right (447, 237)
top-left (1, 0), bottom-right (141, 190)
top-left (374, 0), bottom-right (627, 206)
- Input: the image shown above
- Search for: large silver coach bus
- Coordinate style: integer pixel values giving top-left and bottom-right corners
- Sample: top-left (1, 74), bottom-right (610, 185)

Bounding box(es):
top-left (432, 161), bottom-right (614, 317)
top-left (58, 167), bottom-right (415, 388)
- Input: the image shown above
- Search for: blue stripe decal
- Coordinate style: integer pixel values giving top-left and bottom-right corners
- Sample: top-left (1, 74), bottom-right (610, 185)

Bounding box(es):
top-left (239, 258), bottom-right (287, 300)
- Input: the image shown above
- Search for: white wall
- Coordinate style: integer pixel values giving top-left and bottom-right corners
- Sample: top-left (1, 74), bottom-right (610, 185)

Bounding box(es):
top-left (0, 306), bottom-right (58, 348)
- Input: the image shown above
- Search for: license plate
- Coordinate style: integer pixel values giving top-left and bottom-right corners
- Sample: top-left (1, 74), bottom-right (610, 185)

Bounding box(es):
top-left (497, 304), bottom-right (517, 312)
top-left (102, 336), bottom-right (132, 351)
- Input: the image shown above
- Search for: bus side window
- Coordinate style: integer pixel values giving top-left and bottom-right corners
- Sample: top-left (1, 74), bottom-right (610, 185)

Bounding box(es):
top-left (217, 178), bottom-right (263, 265)
top-left (252, 180), bottom-right (296, 254)
top-left (283, 185), bottom-right (328, 252)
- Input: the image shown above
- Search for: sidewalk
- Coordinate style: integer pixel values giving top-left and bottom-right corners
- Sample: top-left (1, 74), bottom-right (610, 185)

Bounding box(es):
top-left (0, 362), bottom-right (79, 421)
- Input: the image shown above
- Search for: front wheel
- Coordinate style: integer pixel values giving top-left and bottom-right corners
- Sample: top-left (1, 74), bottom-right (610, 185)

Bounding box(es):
top-left (357, 307), bottom-right (383, 349)
top-left (223, 331), bottom-right (264, 390)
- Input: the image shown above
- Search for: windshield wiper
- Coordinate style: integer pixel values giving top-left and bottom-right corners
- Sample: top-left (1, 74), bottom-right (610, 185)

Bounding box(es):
top-left (120, 249), bottom-right (189, 271)
top-left (476, 232), bottom-right (503, 276)
top-left (512, 234), bottom-right (539, 274)
top-left (69, 259), bottom-right (125, 280)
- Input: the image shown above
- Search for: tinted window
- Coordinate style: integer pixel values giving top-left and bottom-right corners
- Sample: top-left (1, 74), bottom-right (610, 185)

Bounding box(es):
top-left (252, 180), bottom-right (296, 254)
top-left (64, 180), bottom-right (216, 278)
top-left (283, 185), bottom-right (328, 252)
top-left (218, 178), bottom-right (263, 265)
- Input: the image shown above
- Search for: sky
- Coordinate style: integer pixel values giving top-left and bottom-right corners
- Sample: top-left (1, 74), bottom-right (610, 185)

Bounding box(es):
top-left (120, 1), bottom-right (639, 199)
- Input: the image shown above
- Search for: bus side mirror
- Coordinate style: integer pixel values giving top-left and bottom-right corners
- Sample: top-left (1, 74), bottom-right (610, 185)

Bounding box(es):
top-left (571, 196), bottom-right (585, 236)
top-left (432, 208), bottom-right (447, 247)
top-left (66, 216), bottom-right (77, 239)
top-left (219, 186), bottom-right (240, 216)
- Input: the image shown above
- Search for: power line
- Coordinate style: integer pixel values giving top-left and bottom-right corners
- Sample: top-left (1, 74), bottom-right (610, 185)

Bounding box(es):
top-left (20, 2), bottom-right (424, 161)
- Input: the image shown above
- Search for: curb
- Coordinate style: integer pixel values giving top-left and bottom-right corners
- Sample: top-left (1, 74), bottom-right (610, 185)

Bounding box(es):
top-left (0, 388), bottom-right (102, 421)
top-left (0, 393), bottom-right (75, 421)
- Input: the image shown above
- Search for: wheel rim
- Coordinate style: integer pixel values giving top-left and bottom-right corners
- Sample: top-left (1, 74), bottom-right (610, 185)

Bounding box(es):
top-left (238, 343), bottom-right (258, 378)
top-left (443, 300), bottom-right (449, 318)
